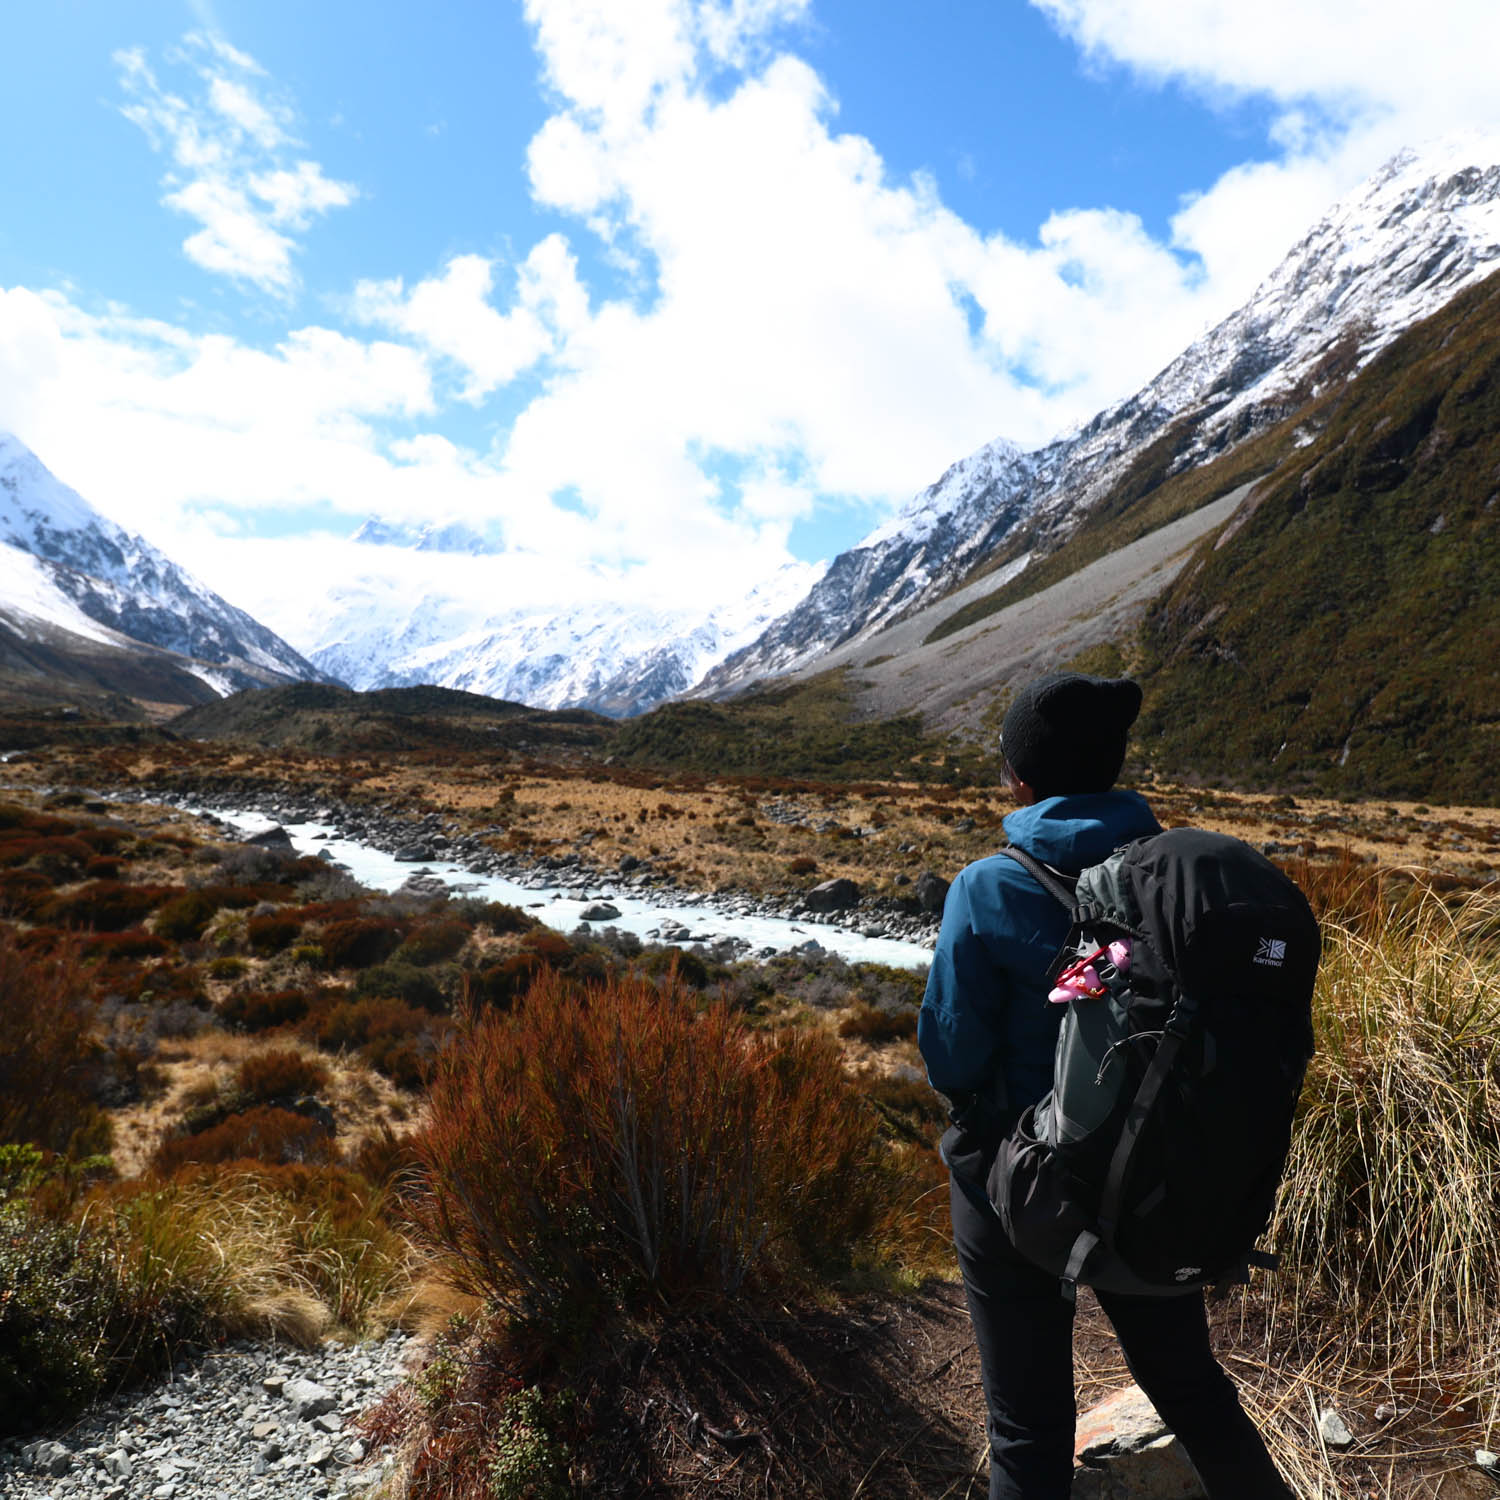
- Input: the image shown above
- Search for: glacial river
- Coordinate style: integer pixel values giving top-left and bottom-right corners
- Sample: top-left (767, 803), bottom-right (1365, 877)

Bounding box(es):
top-left (206, 806), bottom-right (936, 972)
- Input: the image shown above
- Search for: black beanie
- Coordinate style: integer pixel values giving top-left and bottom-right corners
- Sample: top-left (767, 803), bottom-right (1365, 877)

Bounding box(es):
top-left (1000, 673), bottom-right (1143, 796)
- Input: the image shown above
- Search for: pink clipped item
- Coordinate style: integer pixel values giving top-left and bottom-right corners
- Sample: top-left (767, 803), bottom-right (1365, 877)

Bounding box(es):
top-left (1048, 938), bottom-right (1131, 1003)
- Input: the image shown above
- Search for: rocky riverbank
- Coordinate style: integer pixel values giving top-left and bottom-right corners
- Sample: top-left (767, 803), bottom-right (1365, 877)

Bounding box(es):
top-left (0, 1332), bottom-right (414, 1500)
top-left (102, 774), bottom-right (946, 958)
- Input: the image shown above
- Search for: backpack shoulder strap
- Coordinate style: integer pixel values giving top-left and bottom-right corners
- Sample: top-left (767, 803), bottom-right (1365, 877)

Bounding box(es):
top-left (999, 845), bottom-right (1078, 910)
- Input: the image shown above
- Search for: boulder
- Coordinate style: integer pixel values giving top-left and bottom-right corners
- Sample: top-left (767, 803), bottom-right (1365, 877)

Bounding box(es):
top-left (916, 871), bottom-right (950, 915)
top-left (247, 824), bottom-right (295, 851)
top-left (580, 902), bottom-right (621, 922)
top-left (393, 842), bottom-right (436, 863)
top-left (1071, 1385), bottom-right (1205, 1499)
top-left (805, 877), bottom-right (860, 912)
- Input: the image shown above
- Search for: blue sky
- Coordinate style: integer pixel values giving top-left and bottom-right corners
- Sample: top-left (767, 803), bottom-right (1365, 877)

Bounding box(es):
top-left (1, 0), bottom-right (1496, 643)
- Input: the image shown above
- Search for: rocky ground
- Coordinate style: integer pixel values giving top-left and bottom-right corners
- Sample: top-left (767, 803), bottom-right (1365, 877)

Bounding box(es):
top-left (0, 1333), bottom-right (415, 1500)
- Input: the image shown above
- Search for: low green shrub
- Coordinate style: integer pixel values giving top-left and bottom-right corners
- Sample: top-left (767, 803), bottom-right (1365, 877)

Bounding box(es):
top-left (354, 961), bottom-right (449, 1013)
top-left (154, 890), bottom-right (222, 942)
top-left (0, 1199), bottom-right (227, 1434)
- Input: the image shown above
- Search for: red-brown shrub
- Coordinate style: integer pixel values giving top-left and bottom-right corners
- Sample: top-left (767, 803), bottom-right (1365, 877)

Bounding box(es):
top-left (124, 961), bottom-right (206, 1008)
top-left (0, 835), bottom-right (94, 878)
top-left (0, 870), bottom-right (53, 919)
top-left (74, 826), bottom-right (130, 854)
top-left (83, 857), bottom-right (124, 879)
top-left (153, 1106), bottom-right (336, 1172)
top-left (467, 901), bottom-right (534, 935)
top-left (788, 855), bottom-right (818, 876)
top-left (0, 804), bottom-right (72, 836)
top-left (219, 987), bottom-right (312, 1032)
top-left (521, 927), bottom-right (573, 966)
top-left (348, 1125), bottom-right (423, 1190)
top-left (837, 1005), bottom-right (919, 1044)
top-left (395, 918), bottom-right (469, 966)
top-left (82, 929), bottom-right (172, 963)
top-left (362, 1033), bottom-right (430, 1090)
top-left (0, 934), bottom-right (110, 1155)
top-left (236, 1047), bottom-right (330, 1103)
top-left (474, 952), bottom-right (545, 1009)
top-left (412, 969), bottom-right (905, 1325)
top-left (40, 881), bottom-right (178, 933)
top-left (308, 994), bottom-right (443, 1088)
top-left (320, 916), bottom-right (404, 970)
top-left (246, 912), bottom-right (303, 955)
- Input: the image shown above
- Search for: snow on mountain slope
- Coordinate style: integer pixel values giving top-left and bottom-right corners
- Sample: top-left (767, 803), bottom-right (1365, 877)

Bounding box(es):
top-left (697, 135), bottom-right (1500, 698)
top-left (304, 553), bottom-right (824, 718)
top-left (0, 431), bottom-right (326, 690)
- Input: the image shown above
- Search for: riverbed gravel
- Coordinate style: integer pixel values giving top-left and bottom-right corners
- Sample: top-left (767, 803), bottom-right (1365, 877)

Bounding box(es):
top-left (0, 1332), bottom-right (414, 1500)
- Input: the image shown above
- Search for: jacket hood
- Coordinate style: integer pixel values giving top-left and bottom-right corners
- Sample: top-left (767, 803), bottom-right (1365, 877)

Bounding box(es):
top-left (1002, 790), bottom-right (1160, 873)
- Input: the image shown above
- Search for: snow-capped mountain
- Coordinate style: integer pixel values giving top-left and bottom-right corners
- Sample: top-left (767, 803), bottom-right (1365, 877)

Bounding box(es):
top-left (697, 135), bottom-right (1500, 696)
top-left (349, 516), bottom-right (501, 555)
top-left (304, 554), bottom-right (823, 719)
top-left (0, 432), bottom-right (326, 694)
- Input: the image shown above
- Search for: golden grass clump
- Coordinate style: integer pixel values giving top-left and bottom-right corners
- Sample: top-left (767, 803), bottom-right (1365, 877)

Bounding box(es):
top-left (1271, 883), bottom-right (1500, 1361)
top-left (95, 1163), bottom-right (419, 1343)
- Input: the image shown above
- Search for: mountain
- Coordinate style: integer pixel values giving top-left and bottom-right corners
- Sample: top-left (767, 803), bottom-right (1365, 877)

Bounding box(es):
top-left (697, 137), bottom-right (1500, 697)
top-left (302, 554), bottom-right (824, 719)
top-left (1131, 263), bottom-right (1500, 803)
top-left (0, 432), bottom-right (328, 712)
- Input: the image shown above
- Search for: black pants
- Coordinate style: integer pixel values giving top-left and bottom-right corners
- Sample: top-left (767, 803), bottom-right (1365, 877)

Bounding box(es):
top-left (951, 1178), bottom-right (1295, 1500)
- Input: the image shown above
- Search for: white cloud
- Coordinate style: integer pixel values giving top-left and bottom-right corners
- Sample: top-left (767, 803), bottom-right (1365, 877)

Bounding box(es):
top-left (350, 238), bottom-right (586, 401)
top-left (1027, 0), bottom-right (1500, 310)
top-left (116, 34), bottom-right (356, 295)
top-left (12, 2), bottom-right (1500, 652)
top-left (1030, 0), bottom-right (1500, 128)
top-left (250, 161), bottom-right (357, 228)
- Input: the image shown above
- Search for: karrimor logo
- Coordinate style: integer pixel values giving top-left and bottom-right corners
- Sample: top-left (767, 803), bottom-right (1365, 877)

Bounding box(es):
top-left (1254, 937), bottom-right (1287, 967)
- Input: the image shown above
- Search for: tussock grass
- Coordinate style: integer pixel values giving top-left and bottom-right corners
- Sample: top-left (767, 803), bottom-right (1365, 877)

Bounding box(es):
top-left (1200, 884), bottom-right (1500, 1495)
top-left (95, 1164), bottom-right (419, 1343)
top-left (1272, 885), bottom-right (1500, 1360)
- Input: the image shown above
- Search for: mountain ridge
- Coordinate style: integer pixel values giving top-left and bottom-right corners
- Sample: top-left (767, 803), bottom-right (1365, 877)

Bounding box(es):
top-left (695, 137), bottom-right (1500, 699)
top-left (0, 431), bottom-right (332, 710)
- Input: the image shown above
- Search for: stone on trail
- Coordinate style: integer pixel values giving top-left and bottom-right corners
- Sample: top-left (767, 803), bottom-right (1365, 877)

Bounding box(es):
top-left (284, 1376), bottom-right (338, 1421)
top-left (1070, 1385), bottom-right (1205, 1498)
top-left (1317, 1407), bottom-right (1355, 1448)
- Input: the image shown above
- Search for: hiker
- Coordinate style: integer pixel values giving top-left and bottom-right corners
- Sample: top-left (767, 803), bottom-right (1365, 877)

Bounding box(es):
top-left (918, 672), bottom-right (1295, 1500)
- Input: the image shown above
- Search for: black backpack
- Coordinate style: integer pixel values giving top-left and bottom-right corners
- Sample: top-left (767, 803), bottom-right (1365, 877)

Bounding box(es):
top-left (989, 828), bottom-right (1319, 1301)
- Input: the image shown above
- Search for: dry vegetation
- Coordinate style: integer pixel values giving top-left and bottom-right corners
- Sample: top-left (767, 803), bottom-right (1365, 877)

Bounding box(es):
top-left (2, 736), bottom-right (1500, 1496)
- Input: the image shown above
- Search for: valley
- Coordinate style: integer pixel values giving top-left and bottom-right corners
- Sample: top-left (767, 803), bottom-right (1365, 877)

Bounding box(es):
top-left (3, 713), bottom-right (1499, 1497)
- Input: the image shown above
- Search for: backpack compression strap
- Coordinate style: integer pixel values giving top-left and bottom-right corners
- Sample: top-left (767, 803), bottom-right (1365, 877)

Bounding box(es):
top-left (999, 846), bottom-right (1078, 909)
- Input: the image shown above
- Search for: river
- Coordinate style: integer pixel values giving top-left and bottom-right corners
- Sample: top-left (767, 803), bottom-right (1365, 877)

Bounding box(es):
top-left (205, 806), bottom-right (937, 972)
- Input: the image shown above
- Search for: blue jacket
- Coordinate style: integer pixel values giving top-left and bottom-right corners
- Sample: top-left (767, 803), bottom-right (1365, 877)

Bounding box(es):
top-left (918, 790), bottom-right (1161, 1122)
